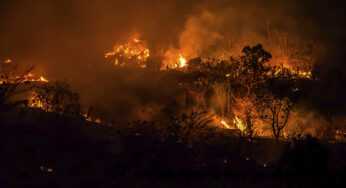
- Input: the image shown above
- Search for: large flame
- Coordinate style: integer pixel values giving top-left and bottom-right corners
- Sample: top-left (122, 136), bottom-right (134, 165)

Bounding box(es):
top-left (179, 54), bottom-right (187, 67)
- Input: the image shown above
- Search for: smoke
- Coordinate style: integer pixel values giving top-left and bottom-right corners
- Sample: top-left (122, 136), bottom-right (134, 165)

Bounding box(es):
top-left (0, 0), bottom-right (345, 123)
top-left (179, 11), bottom-right (224, 58)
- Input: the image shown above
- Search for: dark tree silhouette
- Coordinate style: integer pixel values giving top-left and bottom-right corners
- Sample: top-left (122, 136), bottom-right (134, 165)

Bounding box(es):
top-left (259, 67), bottom-right (296, 140)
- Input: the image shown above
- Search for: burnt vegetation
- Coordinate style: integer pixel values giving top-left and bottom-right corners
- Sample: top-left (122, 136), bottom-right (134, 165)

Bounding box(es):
top-left (0, 45), bottom-right (345, 187)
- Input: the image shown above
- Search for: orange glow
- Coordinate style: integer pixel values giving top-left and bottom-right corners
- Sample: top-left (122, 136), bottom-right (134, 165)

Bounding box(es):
top-left (4, 59), bottom-right (11, 64)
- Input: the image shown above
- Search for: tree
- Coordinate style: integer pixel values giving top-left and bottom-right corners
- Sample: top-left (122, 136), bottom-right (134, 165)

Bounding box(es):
top-left (229, 44), bottom-right (272, 138)
top-left (31, 81), bottom-right (81, 116)
top-left (181, 57), bottom-right (234, 117)
top-left (259, 67), bottom-right (295, 140)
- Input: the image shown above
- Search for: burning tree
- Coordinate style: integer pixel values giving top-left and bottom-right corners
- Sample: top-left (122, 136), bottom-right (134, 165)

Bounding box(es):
top-left (229, 44), bottom-right (272, 138)
top-left (31, 81), bottom-right (81, 116)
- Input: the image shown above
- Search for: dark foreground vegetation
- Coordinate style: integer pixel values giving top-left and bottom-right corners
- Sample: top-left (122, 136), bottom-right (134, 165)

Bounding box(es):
top-left (1, 44), bottom-right (345, 187)
top-left (0, 109), bottom-right (345, 187)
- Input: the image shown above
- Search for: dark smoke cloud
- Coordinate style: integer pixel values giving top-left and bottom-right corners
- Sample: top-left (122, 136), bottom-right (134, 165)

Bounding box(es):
top-left (0, 0), bottom-right (345, 122)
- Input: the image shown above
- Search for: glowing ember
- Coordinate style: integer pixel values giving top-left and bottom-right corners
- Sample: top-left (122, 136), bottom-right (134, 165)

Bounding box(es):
top-left (40, 166), bottom-right (53, 173)
top-left (233, 116), bottom-right (245, 131)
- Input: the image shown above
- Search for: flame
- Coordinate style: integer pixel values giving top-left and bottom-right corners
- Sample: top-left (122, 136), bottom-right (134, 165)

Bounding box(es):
top-left (269, 68), bottom-right (312, 79)
top-left (4, 59), bottom-right (11, 64)
top-left (23, 74), bottom-right (49, 83)
top-left (39, 76), bottom-right (49, 82)
top-left (221, 119), bottom-right (230, 129)
top-left (83, 113), bottom-right (102, 124)
top-left (162, 48), bottom-right (189, 69)
top-left (179, 54), bottom-right (187, 67)
top-left (233, 116), bottom-right (245, 131)
top-left (0, 72), bottom-right (48, 84)
top-left (105, 37), bottom-right (150, 68)
top-left (296, 70), bottom-right (312, 79)
top-left (133, 38), bottom-right (141, 43)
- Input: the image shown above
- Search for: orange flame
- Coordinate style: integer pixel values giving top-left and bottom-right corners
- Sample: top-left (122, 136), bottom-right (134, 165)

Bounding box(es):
top-left (179, 54), bottom-right (187, 67)
top-left (221, 119), bottom-right (230, 129)
top-left (233, 116), bottom-right (245, 131)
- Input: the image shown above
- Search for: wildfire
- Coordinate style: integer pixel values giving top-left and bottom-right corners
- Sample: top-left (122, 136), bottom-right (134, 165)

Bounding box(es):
top-left (105, 37), bottom-right (150, 68)
top-left (233, 116), bottom-right (245, 131)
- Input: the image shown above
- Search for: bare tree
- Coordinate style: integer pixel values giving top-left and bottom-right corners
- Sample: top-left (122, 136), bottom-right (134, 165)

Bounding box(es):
top-left (259, 67), bottom-right (296, 140)
top-left (260, 96), bottom-right (292, 140)
top-left (0, 60), bottom-right (34, 112)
